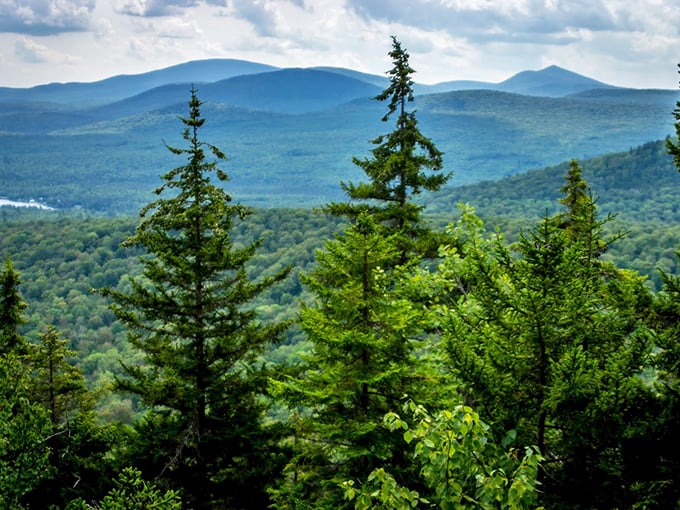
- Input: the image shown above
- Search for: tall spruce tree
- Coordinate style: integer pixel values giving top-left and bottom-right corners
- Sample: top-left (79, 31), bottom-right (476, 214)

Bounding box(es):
top-left (428, 173), bottom-right (655, 508)
top-left (647, 65), bottom-right (680, 507)
top-left (0, 259), bottom-right (52, 507)
top-left (271, 40), bottom-right (448, 508)
top-left (0, 257), bottom-right (28, 355)
top-left (326, 36), bottom-right (449, 259)
top-left (101, 88), bottom-right (290, 509)
top-left (271, 213), bottom-right (431, 509)
top-left (667, 64), bottom-right (680, 170)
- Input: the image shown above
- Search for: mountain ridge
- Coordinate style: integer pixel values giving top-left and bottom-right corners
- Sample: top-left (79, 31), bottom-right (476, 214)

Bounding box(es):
top-left (0, 58), bottom-right (678, 215)
top-left (0, 59), bottom-right (654, 110)
top-left (0, 59), bottom-right (279, 106)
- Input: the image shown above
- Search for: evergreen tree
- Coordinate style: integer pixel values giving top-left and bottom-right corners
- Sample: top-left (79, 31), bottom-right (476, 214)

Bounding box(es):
top-left (22, 326), bottom-right (118, 507)
top-left (326, 36), bottom-right (449, 259)
top-left (558, 159), bottom-right (590, 233)
top-left (0, 257), bottom-right (27, 355)
top-left (646, 66), bottom-right (680, 506)
top-left (427, 178), bottom-right (655, 507)
top-left (646, 271), bottom-right (680, 507)
top-left (0, 354), bottom-right (52, 509)
top-left (27, 326), bottom-right (93, 428)
top-left (271, 213), bottom-right (431, 508)
top-left (667, 63), bottom-right (680, 170)
top-left (100, 88), bottom-right (290, 509)
top-left (557, 159), bottom-right (619, 257)
top-left (0, 260), bottom-right (52, 507)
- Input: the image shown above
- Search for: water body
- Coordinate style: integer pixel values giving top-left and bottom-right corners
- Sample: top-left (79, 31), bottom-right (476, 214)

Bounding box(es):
top-left (0, 198), bottom-right (54, 210)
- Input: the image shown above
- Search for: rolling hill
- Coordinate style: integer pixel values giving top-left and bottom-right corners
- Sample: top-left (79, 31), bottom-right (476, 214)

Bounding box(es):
top-left (0, 59), bottom-right (677, 215)
top-left (0, 59), bottom-right (279, 106)
top-left (427, 139), bottom-right (679, 223)
top-left (421, 65), bottom-right (616, 96)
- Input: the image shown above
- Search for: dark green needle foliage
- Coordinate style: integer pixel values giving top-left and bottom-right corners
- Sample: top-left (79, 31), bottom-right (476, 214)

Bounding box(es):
top-left (271, 213), bottom-right (430, 509)
top-left (0, 257), bottom-right (28, 355)
top-left (21, 326), bottom-right (118, 508)
top-left (326, 36), bottom-right (450, 260)
top-left (431, 171), bottom-right (656, 508)
top-left (0, 260), bottom-right (52, 508)
top-left (667, 64), bottom-right (680, 171)
top-left (648, 68), bottom-right (680, 507)
top-left (100, 87), bottom-right (290, 509)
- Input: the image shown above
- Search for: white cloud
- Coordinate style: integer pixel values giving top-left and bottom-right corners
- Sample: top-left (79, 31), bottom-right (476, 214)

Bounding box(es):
top-left (0, 0), bottom-right (95, 35)
top-left (14, 36), bottom-right (48, 62)
top-left (0, 0), bottom-right (678, 89)
top-left (114, 0), bottom-right (199, 17)
top-left (157, 17), bottom-right (202, 38)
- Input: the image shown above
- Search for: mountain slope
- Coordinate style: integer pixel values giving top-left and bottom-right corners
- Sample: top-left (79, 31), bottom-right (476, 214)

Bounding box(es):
top-left (0, 59), bottom-right (278, 106)
top-left (0, 62), bottom-right (626, 113)
top-left (498, 65), bottom-right (615, 96)
top-left (1, 85), bottom-right (676, 214)
top-left (0, 68), bottom-right (384, 132)
top-left (427, 139), bottom-right (678, 223)
top-left (429, 65), bottom-right (616, 96)
top-left (195, 68), bottom-right (383, 113)
top-left (0, 59), bottom-right (678, 215)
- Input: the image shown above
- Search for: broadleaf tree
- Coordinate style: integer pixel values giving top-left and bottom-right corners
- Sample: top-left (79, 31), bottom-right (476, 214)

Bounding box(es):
top-left (344, 401), bottom-right (541, 510)
top-left (100, 87), bottom-right (290, 509)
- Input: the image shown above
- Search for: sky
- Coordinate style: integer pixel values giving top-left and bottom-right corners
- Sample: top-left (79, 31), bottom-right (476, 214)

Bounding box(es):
top-left (0, 0), bottom-right (678, 90)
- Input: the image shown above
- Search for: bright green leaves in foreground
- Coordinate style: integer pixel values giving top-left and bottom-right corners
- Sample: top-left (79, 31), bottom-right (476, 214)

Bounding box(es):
top-left (344, 401), bottom-right (541, 510)
top-left (67, 467), bottom-right (182, 509)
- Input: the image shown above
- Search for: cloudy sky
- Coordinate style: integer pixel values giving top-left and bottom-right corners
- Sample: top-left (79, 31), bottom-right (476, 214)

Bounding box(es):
top-left (0, 0), bottom-right (678, 89)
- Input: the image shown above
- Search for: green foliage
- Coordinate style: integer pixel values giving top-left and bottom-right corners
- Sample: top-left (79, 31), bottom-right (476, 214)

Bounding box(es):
top-left (271, 213), bottom-right (434, 508)
top-left (99, 88), bottom-right (291, 508)
top-left (644, 65), bottom-right (680, 507)
top-left (344, 401), bottom-right (541, 510)
top-left (67, 467), bottom-right (182, 509)
top-left (429, 139), bottom-right (680, 225)
top-left (327, 37), bottom-right (449, 259)
top-left (667, 64), bottom-right (680, 171)
top-left (26, 326), bottom-right (93, 426)
top-left (22, 326), bottom-right (121, 507)
top-left (0, 257), bottom-right (28, 355)
top-left (424, 181), bottom-right (656, 507)
top-left (2, 64), bottom-right (680, 510)
top-left (0, 354), bottom-right (52, 509)
top-left (1, 80), bottom-right (676, 215)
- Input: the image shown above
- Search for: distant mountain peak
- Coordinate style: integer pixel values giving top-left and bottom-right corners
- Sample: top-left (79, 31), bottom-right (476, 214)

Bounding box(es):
top-left (499, 65), bottom-right (614, 96)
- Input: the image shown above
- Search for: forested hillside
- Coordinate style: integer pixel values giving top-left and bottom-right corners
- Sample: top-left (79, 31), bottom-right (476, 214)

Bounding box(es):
top-left (1, 60), bottom-right (677, 214)
top-left (2, 42), bottom-right (680, 509)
